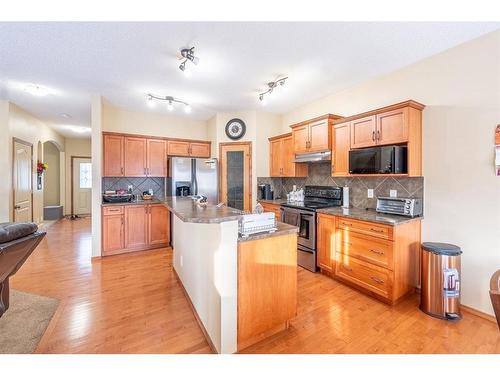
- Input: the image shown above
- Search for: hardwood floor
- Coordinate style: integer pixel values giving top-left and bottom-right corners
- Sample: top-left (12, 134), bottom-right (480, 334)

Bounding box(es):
top-left (11, 217), bottom-right (500, 354)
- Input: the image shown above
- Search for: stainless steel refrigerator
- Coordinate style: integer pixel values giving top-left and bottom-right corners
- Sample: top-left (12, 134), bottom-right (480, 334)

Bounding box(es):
top-left (167, 157), bottom-right (219, 204)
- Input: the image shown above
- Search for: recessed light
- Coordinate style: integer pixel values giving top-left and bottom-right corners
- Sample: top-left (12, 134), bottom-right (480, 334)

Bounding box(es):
top-left (60, 113), bottom-right (72, 119)
top-left (64, 125), bottom-right (91, 134)
top-left (24, 84), bottom-right (49, 97)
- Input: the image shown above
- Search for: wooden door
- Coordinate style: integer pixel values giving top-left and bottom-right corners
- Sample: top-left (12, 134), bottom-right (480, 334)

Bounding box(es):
top-left (316, 214), bottom-right (336, 272)
top-left (148, 204), bottom-right (170, 246)
top-left (350, 115), bottom-right (377, 149)
top-left (102, 214), bottom-right (124, 254)
top-left (125, 205), bottom-right (148, 249)
top-left (269, 139), bottom-right (282, 176)
top-left (124, 137), bottom-right (147, 177)
top-left (219, 142), bottom-right (252, 212)
top-left (72, 157), bottom-right (92, 215)
top-left (13, 139), bottom-right (33, 222)
top-left (309, 120), bottom-right (330, 152)
top-left (376, 107), bottom-right (409, 145)
top-left (103, 134), bottom-right (124, 176)
top-left (292, 125), bottom-right (309, 153)
top-left (167, 141), bottom-right (190, 156)
top-left (146, 139), bottom-right (166, 177)
top-left (332, 123), bottom-right (350, 176)
top-left (189, 142), bottom-right (210, 158)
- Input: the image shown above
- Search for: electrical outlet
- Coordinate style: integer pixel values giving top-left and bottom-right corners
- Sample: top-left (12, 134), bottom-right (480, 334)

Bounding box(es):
top-left (390, 189), bottom-right (397, 197)
top-left (367, 189), bottom-right (374, 198)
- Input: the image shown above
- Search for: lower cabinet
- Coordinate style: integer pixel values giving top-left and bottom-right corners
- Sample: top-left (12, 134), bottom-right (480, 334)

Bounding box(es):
top-left (316, 213), bottom-right (421, 305)
top-left (259, 202), bottom-right (281, 222)
top-left (102, 204), bottom-right (170, 256)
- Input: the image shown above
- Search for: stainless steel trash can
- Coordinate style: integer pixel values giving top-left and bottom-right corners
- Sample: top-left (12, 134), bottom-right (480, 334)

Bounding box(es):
top-left (420, 242), bottom-right (462, 320)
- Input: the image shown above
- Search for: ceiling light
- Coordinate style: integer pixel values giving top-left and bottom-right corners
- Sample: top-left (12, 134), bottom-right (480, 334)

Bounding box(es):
top-left (24, 84), bottom-right (49, 97)
top-left (179, 46), bottom-right (199, 75)
top-left (64, 125), bottom-right (91, 134)
top-left (60, 113), bottom-right (72, 119)
top-left (167, 101), bottom-right (174, 111)
top-left (258, 77), bottom-right (288, 102)
top-left (147, 94), bottom-right (191, 113)
top-left (184, 104), bottom-right (191, 113)
top-left (147, 94), bottom-right (156, 108)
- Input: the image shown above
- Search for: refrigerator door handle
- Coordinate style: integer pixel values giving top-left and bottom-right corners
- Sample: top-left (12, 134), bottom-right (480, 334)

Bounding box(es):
top-left (191, 158), bottom-right (198, 196)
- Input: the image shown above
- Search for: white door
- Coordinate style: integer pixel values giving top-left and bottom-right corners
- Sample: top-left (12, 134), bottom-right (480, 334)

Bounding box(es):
top-left (73, 157), bottom-right (92, 215)
top-left (13, 140), bottom-right (33, 222)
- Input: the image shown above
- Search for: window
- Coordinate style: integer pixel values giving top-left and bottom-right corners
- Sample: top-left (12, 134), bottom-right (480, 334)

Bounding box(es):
top-left (79, 162), bottom-right (92, 189)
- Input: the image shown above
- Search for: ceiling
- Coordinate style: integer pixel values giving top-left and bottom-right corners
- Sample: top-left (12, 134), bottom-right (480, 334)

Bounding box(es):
top-left (0, 22), bottom-right (498, 138)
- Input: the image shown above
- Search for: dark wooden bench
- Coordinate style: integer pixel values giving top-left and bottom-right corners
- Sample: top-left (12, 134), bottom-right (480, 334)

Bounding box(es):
top-left (491, 269), bottom-right (500, 329)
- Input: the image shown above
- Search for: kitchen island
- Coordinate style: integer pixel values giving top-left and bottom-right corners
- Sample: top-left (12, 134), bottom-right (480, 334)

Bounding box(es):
top-left (164, 197), bottom-right (298, 353)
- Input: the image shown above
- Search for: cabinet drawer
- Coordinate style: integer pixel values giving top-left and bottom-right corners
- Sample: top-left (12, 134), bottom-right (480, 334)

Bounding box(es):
top-left (335, 253), bottom-right (392, 299)
top-left (102, 206), bottom-right (124, 215)
top-left (337, 217), bottom-right (393, 240)
top-left (337, 231), bottom-right (394, 269)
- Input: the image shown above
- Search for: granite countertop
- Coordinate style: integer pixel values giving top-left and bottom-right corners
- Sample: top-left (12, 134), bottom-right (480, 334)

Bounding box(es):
top-left (257, 199), bottom-right (288, 205)
top-left (163, 196), bottom-right (244, 224)
top-left (102, 198), bottom-right (166, 207)
top-left (237, 221), bottom-right (298, 242)
top-left (316, 207), bottom-right (423, 226)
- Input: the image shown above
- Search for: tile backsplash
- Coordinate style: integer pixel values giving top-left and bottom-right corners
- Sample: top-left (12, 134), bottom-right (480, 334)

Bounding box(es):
top-left (257, 162), bottom-right (423, 209)
top-left (102, 177), bottom-right (165, 198)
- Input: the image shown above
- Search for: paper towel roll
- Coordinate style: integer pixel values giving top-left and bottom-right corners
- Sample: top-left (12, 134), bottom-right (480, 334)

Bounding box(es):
top-left (342, 186), bottom-right (349, 208)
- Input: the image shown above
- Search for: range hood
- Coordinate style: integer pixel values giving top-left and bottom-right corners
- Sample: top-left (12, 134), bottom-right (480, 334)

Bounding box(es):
top-left (294, 151), bottom-right (331, 163)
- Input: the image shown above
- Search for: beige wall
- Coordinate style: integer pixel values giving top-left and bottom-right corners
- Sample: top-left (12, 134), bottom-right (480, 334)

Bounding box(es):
top-left (0, 101), bottom-right (10, 222)
top-left (43, 141), bottom-right (61, 207)
top-left (280, 30), bottom-right (500, 315)
top-left (2, 102), bottom-right (66, 223)
top-left (102, 101), bottom-right (209, 140)
top-left (64, 138), bottom-right (91, 215)
top-left (255, 111), bottom-right (283, 178)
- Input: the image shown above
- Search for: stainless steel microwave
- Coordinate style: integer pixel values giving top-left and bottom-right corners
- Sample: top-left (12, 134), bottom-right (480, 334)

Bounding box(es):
top-left (349, 146), bottom-right (407, 174)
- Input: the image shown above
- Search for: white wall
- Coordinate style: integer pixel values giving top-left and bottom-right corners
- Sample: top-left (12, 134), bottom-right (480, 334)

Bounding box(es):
top-left (91, 96), bottom-right (103, 257)
top-left (280, 30), bottom-right (500, 315)
top-left (43, 141), bottom-right (61, 207)
top-left (64, 138), bottom-right (92, 215)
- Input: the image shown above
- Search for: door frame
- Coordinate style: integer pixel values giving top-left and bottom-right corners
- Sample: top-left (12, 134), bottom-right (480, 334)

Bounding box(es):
top-left (12, 137), bottom-right (34, 222)
top-left (218, 141), bottom-right (252, 212)
top-left (71, 156), bottom-right (92, 217)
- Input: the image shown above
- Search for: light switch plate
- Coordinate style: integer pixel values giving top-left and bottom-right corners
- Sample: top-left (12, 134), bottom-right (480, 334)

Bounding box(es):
top-left (367, 189), bottom-right (374, 198)
top-left (390, 189), bottom-right (397, 197)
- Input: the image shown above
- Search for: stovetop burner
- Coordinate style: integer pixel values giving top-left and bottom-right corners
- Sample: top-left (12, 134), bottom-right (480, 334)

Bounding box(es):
top-left (280, 185), bottom-right (343, 211)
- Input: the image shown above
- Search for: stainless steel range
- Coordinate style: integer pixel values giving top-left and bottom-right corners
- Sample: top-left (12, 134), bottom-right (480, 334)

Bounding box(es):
top-left (280, 186), bottom-right (343, 272)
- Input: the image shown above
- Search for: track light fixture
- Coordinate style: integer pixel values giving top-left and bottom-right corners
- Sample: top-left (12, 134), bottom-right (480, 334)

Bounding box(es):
top-left (179, 46), bottom-right (199, 76)
top-left (147, 94), bottom-right (191, 113)
top-left (258, 77), bottom-right (288, 104)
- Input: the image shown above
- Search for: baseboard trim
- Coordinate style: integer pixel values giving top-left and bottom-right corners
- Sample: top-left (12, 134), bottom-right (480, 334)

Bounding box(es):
top-left (172, 267), bottom-right (217, 354)
top-left (460, 304), bottom-right (497, 323)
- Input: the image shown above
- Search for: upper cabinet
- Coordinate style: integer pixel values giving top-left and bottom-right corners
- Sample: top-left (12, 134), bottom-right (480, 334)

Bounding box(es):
top-left (269, 133), bottom-right (308, 177)
top-left (124, 136), bottom-right (147, 177)
top-left (350, 115), bottom-right (377, 149)
top-left (103, 134), bottom-right (125, 177)
top-left (290, 114), bottom-right (342, 154)
top-left (146, 138), bottom-right (167, 177)
top-left (167, 140), bottom-right (211, 158)
top-left (332, 123), bottom-right (350, 177)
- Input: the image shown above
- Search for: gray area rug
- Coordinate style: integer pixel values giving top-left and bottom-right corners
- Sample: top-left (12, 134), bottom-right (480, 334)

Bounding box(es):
top-left (0, 289), bottom-right (59, 354)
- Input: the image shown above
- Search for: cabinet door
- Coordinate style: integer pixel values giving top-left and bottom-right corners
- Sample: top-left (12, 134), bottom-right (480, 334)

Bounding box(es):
top-left (376, 107), bottom-right (408, 145)
top-left (147, 139), bottom-right (166, 177)
top-left (149, 204), bottom-right (170, 246)
top-left (292, 125), bottom-right (310, 154)
top-left (350, 115), bottom-right (377, 149)
top-left (125, 205), bottom-right (148, 249)
top-left (102, 214), bottom-right (125, 254)
top-left (167, 141), bottom-right (190, 156)
top-left (316, 214), bottom-right (336, 272)
top-left (124, 137), bottom-right (147, 176)
top-left (103, 134), bottom-right (124, 176)
top-left (309, 120), bottom-right (330, 152)
top-left (189, 142), bottom-right (210, 158)
top-left (269, 139), bottom-right (282, 176)
top-left (332, 123), bottom-right (350, 176)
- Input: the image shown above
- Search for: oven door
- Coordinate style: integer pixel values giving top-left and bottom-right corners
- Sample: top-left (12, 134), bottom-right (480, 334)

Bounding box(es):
top-left (280, 207), bottom-right (316, 250)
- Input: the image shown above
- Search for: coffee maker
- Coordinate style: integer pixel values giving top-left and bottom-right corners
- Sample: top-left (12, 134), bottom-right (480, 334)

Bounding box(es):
top-left (258, 184), bottom-right (274, 200)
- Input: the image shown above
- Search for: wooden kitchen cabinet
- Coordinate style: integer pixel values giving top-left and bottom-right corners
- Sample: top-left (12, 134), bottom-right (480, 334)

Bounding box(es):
top-left (103, 134), bottom-right (124, 176)
top-left (167, 139), bottom-right (211, 158)
top-left (146, 139), bottom-right (167, 177)
top-left (376, 107), bottom-right (409, 146)
top-left (124, 137), bottom-right (147, 177)
top-left (268, 133), bottom-right (308, 177)
top-left (332, 122), bottom-right (350, 176)
top-left (259, 202), bottom-right (281, 221)
top-left (290, 114), bottom-right (342, 154)
top-left (102, 203), bottom-right (171, 256)
top-left (350, 115), bottom-right (376, 149)
top-left (316, 213), bottom-right (336, 273)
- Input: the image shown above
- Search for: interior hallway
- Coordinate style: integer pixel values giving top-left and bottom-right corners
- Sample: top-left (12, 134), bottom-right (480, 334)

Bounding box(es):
top-left (10, 218), bottom-right (500, 354)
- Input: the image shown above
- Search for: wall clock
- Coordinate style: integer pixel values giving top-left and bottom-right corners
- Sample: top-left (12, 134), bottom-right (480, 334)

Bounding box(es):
top-left (225, 118), bottom-right (246, 140)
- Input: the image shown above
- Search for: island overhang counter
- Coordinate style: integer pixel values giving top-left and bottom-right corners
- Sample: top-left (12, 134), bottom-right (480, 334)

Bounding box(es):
top-left (163, 197), bottom-right (298, 354)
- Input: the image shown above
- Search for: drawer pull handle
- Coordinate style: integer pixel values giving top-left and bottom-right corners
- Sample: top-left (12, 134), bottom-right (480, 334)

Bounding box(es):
top-left (369, 249), bottom-right (385, 255)
top-left (342, 222), bottom-right (352, 227)
top-left (370, 276), bottom-right (384, 284)
top-left (341, 264), bottom-right (353, 272)
top-left (109, 209), bottom-right (120, 212)
top-left (369, 228), bottom-right (384, 233)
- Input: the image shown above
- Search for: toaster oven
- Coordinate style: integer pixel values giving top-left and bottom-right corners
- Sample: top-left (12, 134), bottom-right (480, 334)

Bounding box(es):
top-left (376, 197), bottom-right (422, 217)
